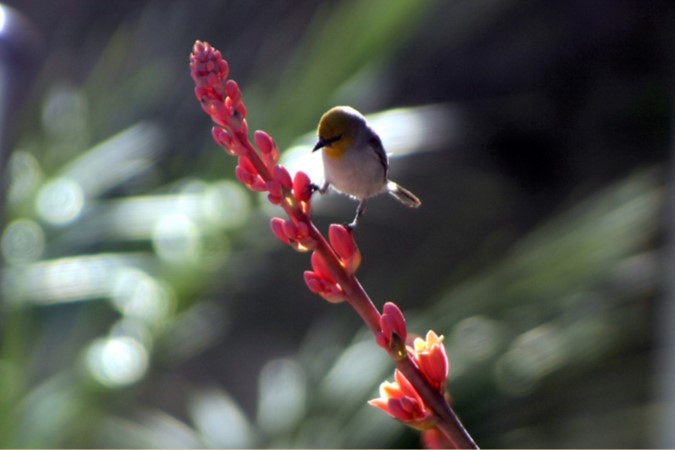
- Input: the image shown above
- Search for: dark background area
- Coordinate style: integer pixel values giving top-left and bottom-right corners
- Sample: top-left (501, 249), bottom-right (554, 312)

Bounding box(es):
top-left (0, 0), bottom-right (673, 447)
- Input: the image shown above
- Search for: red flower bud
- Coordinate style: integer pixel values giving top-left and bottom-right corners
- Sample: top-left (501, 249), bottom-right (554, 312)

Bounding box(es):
top-left (237, 156), bottom-right (258, 176)
top-left (329, 224), bottom-right (361, 273)
top-left (254, 130), bottom-right (273, 154)
top-left (266, 180), bottom-right (283, 205)
top-left (190, 41), bottom-right (229, 97)
top-left (303, 252), bottom-right (345, 303)
top-left (225, 79), bottom-right (240, 101)
top-left (270, 217), bottom-right (290, 245)
top-left (269, 218), bottom-right (316, 252)
top-left (234, 165), bottom-right (254, 185)
top-left (303, 270), bottom-right (345, 303)
top-left (310, 251), bottom-right (336, 283)
top-left (254, 131), bottom-right (280, 169)
top-left (212, 126), bottom-right (245, 156)
top-left (295, 221), bottom-right (309, 240)
top-left (282, 219), bottom-right (299, 240)
top-left (274, 166), bottom-right (293, 190)
top-left (376, 302), bottom-right (408, 356)
top-left (292, 171), bottom-right (313, 203)
top-left (235, 165), bottom-right (266, 192)
top-left (303, 271), bottom-right (324, 294)
top-left (383, 302), bottom-right (407, 341)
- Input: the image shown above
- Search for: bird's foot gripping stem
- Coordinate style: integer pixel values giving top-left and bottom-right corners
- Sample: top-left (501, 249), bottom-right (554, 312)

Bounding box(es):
top-left (345, 200), bottom-right (366, 230)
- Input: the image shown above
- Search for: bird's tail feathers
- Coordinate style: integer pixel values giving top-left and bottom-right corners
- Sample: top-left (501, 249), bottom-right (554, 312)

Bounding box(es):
top-left (386, 181), bottom-right (421, 208)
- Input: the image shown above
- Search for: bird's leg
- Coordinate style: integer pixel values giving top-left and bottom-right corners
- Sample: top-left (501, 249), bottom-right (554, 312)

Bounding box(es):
top-left (309, 181), bottom-right (329, 195)
top-left (347, 199), bottom-right (367, 230)
top-left (308, 181), bottom-right (329, 198)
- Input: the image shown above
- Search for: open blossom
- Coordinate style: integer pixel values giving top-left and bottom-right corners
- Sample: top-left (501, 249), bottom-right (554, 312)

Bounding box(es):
top-left (368, 369), bottom-right (435, 430)
top-left (410, 330), bottom-right (449, 392)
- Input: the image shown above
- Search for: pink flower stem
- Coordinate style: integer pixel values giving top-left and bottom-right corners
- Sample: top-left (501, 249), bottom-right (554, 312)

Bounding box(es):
top-left (190, 40), bottom-right (476, 449)
top-left (311, 227), bottom-right (474, 447)
top-left (332, 253), bottom-right (476, 447)
top-left (234, 113), bottom-right (473, 449)
top-left (243, 128), bottom-right (473, 446)
top-left (233, 128), bottom-right (384, 333)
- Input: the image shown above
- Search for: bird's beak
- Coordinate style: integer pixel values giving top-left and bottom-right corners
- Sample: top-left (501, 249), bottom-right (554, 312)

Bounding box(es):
top-left (312, 139), bottom-right (326, 152)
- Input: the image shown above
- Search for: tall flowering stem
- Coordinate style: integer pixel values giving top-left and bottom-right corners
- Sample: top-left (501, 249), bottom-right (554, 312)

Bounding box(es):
top-left (190, 41), bottom-right (476, 449)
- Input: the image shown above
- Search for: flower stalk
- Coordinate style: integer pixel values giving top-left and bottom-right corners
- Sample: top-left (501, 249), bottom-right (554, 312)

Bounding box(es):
top-left (190, 40), bottom-right (476, 449)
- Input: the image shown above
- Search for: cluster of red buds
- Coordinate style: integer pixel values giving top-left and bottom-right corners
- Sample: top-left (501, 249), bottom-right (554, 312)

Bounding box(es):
top-left (190, 41), bottom-right (475, 449)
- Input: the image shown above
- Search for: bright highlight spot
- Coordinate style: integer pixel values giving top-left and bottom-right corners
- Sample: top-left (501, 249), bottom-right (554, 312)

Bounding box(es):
top-left (86, 336), bottom-right (148, 388)
top-left (1, 219), bottom-right (45, 265)
top-left (36, 177), bottom-right (85, 225)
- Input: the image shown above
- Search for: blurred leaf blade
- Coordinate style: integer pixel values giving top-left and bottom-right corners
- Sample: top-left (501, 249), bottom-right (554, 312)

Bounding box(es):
top-left (251, 0), bottom-right (438, 145)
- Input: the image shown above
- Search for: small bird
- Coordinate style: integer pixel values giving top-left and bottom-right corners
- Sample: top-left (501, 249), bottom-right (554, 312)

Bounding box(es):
top-left (312, 106), bottom-right (421, 228)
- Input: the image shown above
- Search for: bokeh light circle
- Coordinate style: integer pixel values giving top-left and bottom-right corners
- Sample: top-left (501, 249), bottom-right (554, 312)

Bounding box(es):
top-left (85, 336), bottom-right (148, 388)
top-left (1, 218), bottom-right (45, 265)
top-left (35, 177), bottom-right (85, 225)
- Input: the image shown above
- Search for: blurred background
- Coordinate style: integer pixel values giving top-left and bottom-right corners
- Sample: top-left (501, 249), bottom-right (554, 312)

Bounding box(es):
top-left (0, 0), bottom-right (673, 447)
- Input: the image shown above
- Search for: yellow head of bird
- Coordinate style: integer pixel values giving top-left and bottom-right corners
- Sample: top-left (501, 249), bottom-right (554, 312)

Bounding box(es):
top-left (313, 106), bottom-right (366, 159)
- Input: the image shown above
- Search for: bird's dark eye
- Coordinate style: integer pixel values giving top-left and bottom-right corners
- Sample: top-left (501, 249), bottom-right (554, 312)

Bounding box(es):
top-left (326, 134), bottom-right (342, 145)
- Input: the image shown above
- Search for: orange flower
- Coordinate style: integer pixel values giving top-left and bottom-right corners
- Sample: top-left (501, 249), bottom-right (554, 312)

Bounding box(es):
top-left (368, 370), bottom-right (436, 429)
top-left (411, 331), bottom-right (449, 392)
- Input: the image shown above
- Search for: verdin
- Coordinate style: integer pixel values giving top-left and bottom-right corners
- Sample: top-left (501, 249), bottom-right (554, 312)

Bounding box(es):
top-left (312, 106), bottom-right (421, 228)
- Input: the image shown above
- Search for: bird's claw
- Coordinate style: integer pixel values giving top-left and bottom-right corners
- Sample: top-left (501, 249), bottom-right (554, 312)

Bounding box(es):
top-left (308, 182), bottom-right (330, 196)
